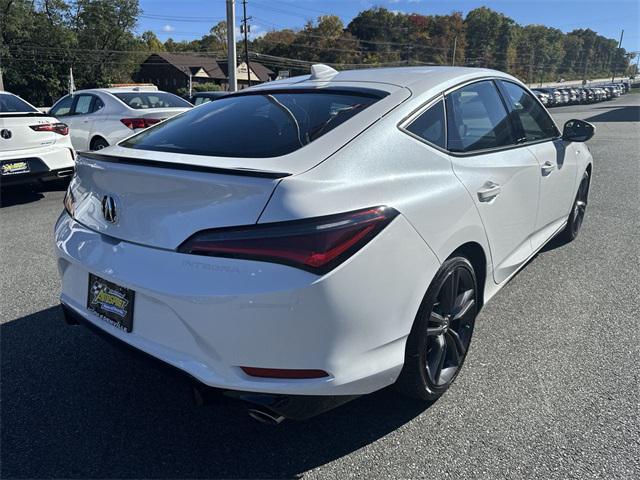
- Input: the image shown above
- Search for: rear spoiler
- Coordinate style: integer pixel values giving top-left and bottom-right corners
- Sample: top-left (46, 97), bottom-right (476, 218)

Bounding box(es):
top-left (79, 152), bottom-right (291, 179)
top-left (0, 112), bottom-right (50, 118)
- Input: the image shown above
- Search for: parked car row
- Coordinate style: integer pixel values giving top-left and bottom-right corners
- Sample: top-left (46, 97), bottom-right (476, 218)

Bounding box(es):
top-left (532, 83), bottom-right (628, 107)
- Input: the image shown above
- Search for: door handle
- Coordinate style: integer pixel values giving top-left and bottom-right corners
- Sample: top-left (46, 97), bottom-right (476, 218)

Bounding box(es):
top-left (477, 181), bottom-right (501, 202)
top-left (541, 161), bottom-right (556, 176)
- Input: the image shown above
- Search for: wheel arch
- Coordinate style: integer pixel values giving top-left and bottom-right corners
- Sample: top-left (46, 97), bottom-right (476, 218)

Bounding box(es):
top-left (447, 241), bottom-right (488, 310)
top-left (89, 135), bottom-right (109, 150)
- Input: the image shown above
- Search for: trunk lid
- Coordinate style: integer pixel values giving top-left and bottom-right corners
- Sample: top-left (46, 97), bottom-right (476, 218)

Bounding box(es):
top-left (0, 114), bottom-right (61, 152)
top-left (70, 152), bottom-right (283, 250)
top-left (136, 108), bottom-right (190, 122)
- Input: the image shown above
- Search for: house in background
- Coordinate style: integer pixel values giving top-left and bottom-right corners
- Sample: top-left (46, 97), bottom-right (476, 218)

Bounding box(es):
top-left (136, 53), bottom-right (275, 93)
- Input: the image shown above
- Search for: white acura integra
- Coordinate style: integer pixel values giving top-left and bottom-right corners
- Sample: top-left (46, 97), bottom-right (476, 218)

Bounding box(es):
top-left (1, 91), bottom-right (74, 187)
top-left (55, 65), bottom-right (594, 422)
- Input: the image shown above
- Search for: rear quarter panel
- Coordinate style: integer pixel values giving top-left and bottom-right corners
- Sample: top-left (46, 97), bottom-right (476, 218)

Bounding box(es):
top-left (259, 95), bottom-right (491, 273)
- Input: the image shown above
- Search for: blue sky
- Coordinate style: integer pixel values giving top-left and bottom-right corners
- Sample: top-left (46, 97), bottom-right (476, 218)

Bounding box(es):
top-left (138, 0), bottom-right (640, 52)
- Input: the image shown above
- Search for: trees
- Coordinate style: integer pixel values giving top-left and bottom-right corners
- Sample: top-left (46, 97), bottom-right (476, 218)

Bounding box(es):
top-left (2, 0), bottom-right (140, 104)
top-left (1, 3), bottom-right (631, 105)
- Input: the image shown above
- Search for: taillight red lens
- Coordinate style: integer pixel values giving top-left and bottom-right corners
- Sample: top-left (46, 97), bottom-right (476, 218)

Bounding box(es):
top-left (120, 118), bottom-right (161, 129)
top-left (177, 206), bottom-right (398, 274)
top-left (30, 123), bottom-right (69, 135)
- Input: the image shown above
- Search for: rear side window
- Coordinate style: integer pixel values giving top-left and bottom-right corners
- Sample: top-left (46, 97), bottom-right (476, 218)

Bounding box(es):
top-left (113, 92), bottom-right (191, 109)
top-left (445, 81), bottom-right (515, 153)
top-left (405, 100), bottom-right (446, 149)
top-left (194, 97), bottom-right (211, 106)
top-left (0, 94), bottom-right (38, 113)
top-left (74, 95), bottom-right (93, 115)
top-left (121, 90), bottom-right (383, 158)
top-left (499, 81), bottom-right (559, 142)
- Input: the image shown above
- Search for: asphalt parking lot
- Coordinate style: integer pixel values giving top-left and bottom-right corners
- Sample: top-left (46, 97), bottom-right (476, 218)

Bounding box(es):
top-left (1, 94), bottom-right (639, 479)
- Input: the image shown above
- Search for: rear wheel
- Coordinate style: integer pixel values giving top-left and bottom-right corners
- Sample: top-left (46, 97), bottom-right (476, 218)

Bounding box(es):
top-left (90, 137), bottom-right (109, 151)
top-left (396, 257), bottom-right (478, 401)
top-left (557, 170), bottom-right (590, 243)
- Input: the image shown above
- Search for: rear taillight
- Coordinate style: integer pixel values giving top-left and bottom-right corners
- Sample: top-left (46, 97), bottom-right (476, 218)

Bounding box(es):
top-left (30, 123), bottom-right (69, 135)
top-left (120, 118), bottom-right (161, 130)
top-left (177, 206), bottom-right (399, 274)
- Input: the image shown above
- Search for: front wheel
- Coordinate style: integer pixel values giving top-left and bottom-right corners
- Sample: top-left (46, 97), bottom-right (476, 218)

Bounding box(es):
top-left (395, 257), bottom-right (478, 401)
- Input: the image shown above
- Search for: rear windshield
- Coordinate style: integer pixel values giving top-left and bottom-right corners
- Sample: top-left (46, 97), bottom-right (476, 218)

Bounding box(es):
top-left (121, 89), bottom-right (383, 158)
top-left (0, 94), bottom-right (38, 113)
top-left (113, 92), bottom-right (191, 109)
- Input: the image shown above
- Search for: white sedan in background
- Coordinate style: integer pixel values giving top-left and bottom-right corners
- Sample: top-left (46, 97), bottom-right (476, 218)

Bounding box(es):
top-left (0, 91), bottom-right (75, 188)
top-left (56, 66), bottom-right (594, 423)
top-left (49, 86), bottom-right (192, 151)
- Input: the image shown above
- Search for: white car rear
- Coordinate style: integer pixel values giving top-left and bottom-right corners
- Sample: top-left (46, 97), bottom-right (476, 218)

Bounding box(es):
top-left (55, 66), bottom-right (594, 421)
top-left (0, 91), bottom-right (75, 187)
top-left (48, 87), bottom-right (192, 152)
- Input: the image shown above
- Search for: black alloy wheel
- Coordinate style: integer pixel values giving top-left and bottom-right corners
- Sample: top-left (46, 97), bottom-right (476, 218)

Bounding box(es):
top-left (91, 137), bottom-right (109, 151)
top-left (396, 257), bottom-right (478, 401)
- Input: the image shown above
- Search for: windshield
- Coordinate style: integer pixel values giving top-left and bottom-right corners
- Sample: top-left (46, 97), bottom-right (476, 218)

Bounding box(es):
top-left (121, 89), bottom-right (384, 158)
top-left (113, 92), bottom-right (191, 109)
top-left (0, 93), bottom-right (38, 113)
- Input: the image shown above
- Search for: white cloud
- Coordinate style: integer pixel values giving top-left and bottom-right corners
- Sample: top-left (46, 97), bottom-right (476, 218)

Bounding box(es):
top-left (162, 24), bottom-right (175, 33)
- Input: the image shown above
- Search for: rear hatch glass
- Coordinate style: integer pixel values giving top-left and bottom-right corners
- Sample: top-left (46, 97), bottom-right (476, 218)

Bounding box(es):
top-left (121, 89), bottom-right (386, 158)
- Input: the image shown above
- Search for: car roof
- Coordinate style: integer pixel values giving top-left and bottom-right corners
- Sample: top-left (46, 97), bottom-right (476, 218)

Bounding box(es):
top-left (70, 87), bottom-right (167, 95)
top-left (248, 65), bottom-right (514, 97)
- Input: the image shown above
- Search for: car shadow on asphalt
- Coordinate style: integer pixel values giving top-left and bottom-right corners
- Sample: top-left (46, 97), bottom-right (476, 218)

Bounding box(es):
top-left (0, 181), bottom-right (68, 208)
top-left (584, 105), bottom-right (640, 122)
top-left (1, 306), bottom-right (430, 479)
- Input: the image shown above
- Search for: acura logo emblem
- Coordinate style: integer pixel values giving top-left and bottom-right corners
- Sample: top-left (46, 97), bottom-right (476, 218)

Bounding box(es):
top-left (101, 195), bottom-right (117, 223)
top-left (0, 129), bottom-right (11, 139)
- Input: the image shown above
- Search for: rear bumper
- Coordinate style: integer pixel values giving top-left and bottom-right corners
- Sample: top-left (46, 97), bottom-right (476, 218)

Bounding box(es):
top-left (60, 302), bottom-right (356, 419)
top-left (0, 147), bottom-right (74, 186)
top-left (54, 211), bottom-right (439, 397)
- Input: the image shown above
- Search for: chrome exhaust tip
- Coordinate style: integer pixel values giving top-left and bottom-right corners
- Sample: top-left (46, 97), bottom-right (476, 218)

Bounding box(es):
top-left (248, 408), bottom-right (285, 425)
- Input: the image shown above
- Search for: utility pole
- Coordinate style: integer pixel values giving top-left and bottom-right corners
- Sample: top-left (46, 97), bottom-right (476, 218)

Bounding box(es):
top-left (611, 29), bottom-right (624, 82)
top-left (226, 0), bottom-right (237, 92)
top-left (528, 51), bottom-right (534, 86)
top-left (241, 0), bottom-right (251, 87)
top-left (451, 36), bottom-right (457, 66)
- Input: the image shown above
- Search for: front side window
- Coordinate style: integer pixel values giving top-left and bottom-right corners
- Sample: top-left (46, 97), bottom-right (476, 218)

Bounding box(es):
top-left (405, 99), bottom-right (446, 148)
top-left (113, 92), bottom-right (191, 109)
top-left (49, 96), bottom-right (73, 117)
top-left (0, 94), bottom-right (38, 113)
top-left (445, 81), bottom-right (515, 153)
top-left (499, 81), bottom-right (559, 142)
top-left (121, 89), bottom-right (383, 158)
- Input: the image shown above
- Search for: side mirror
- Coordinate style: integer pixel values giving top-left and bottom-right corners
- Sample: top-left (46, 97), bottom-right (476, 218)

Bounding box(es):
top-left (562, 119), bottom-right (595, 142)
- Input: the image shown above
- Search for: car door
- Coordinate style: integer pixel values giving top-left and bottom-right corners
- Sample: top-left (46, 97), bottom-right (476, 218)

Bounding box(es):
top-left (446, 80), bottom-right (541, 284)
top-left (497, 80), bottom-right (579, 249)
top-left (68, 94), bottom-right (104, 152)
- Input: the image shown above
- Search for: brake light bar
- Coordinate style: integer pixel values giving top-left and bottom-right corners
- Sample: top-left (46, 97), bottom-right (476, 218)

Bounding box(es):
top-left (120, 117), bottom-right (162, 130)
top-left (30, 122), bottom-right (69, 135)
top-left (177, 206), bottom-right (399, 274)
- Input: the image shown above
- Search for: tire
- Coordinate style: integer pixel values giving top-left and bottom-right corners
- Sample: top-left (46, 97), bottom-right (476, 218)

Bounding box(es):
top-left (90, 137), bottom-right (109, 151)
top-left (557, 170), bottom-right (590, 244)
top-left (395, 256), bottom-right (478, 401)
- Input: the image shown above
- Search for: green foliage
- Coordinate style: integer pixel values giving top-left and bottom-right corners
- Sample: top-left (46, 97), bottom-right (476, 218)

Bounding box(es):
top-left (1, 3), bottom-right (632, 105)
top-left (2, 0), bottom-right (141, 105)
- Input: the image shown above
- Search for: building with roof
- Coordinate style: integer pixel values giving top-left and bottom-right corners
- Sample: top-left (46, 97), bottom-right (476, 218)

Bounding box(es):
top-left (136, 53), bottom-right (275, 94)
